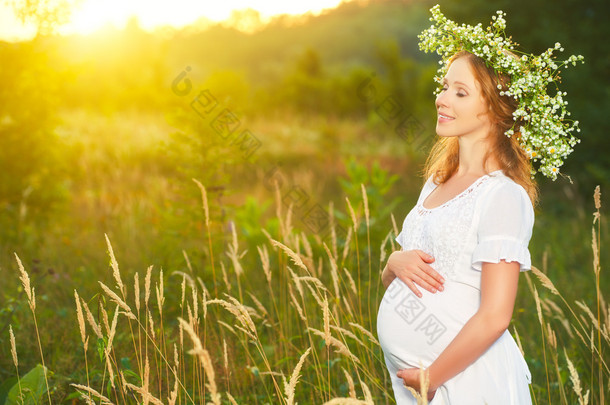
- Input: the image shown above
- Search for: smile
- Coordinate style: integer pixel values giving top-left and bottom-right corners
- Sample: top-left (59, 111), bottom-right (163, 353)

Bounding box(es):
top-left (438, 113), bottom-right (455, 121)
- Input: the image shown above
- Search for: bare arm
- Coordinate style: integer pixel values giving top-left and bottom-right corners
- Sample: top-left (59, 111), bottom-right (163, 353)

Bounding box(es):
top-left (398, 259), bottom-right (521, 393)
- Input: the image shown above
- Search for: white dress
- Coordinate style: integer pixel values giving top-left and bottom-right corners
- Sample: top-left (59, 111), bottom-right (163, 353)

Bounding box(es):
top-left (376, 169), bottom-right (534, 405)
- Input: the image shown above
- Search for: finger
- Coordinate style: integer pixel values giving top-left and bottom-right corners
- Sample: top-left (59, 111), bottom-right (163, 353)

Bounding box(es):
top-left (401, 278), bottom-right (423, 298)
top-left (409, 272), bottom-right (440, 294)
top-left (423, 265), bottom-right (446, 285)
top-left (401, 273), bottom-right (435, 295)
top-left (417, 250), bottom-right (434, 262)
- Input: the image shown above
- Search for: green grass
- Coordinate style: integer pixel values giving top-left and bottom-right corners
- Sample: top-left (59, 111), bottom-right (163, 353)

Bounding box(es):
top-left (0, 109), bottom-right (607, 404)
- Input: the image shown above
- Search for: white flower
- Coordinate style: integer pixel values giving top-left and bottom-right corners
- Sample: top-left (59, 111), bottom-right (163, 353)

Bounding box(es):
top-left (418, 5), bottom-right (583, 180)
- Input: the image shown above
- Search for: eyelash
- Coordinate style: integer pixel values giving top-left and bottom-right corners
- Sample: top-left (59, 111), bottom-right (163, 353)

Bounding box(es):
top-left (440, 86), bottom-right (467, 97)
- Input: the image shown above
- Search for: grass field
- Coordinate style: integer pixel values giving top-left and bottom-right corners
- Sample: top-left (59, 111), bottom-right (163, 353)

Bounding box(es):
top-left (0, 108), bottom-right (607, 404)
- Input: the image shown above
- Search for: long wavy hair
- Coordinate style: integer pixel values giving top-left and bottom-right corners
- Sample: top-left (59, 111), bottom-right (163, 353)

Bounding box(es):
top-left (421, 50), bottom-right (539, 207)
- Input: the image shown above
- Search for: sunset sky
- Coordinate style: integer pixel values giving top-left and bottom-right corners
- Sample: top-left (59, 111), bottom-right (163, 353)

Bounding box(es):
top-left (0, 0), bottom-right (351, 40)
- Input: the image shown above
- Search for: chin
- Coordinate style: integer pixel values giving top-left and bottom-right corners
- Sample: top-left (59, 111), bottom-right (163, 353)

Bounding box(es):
top-left (435, 127), bottom-right (455, 138)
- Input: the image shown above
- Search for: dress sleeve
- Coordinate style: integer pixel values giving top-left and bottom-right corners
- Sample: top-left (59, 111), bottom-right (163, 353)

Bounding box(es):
top-left (471, 181), bottom-right (535, 272)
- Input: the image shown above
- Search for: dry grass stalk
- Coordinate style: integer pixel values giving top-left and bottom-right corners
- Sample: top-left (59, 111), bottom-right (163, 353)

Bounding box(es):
top-left (134, 272), bottom-right (141, 314)
top-left (202, 288), bottom-right (209, 319)
top-left (327, 201), bottom-right (339, 259)
top-left (105, 354), bottom-right (116, 389)
top-left (323, 243), bottom-right (341, 298)
top-left (221, 261), bottom-right (231, 292)
top-left (101, 304), bottom-right (111, 335)
top-left (179, 317), bottom-right (221, 405)
top-left (145, 265), bottom-right (153, 307)
top-left (247, 292), bottom-right (270, 320)
top-left (323, 399), bottom-right (371, 405)
top-left (341, 367), bottom-right (356, 398)
top-left (15, 253), bottom-right (35, 311)
top-left (342, 267), bottom-right (357, 295)
top-left (298, 276), bottom-right (328, 291)
top-left (103, 307), bottom-right (120, 389)
top-left (304, 281), bottom-right (325, 308)
top-left (533, 286), bottom-right (544, 326)
top-left (104, 234), bottom-right (125, 295)
top-left (308, 327), bottom-right (361, 365)
top-left (270, 238), bottom-right (309, 273)
top-left (403, 365), bottom-right (430, 405)
top-left (564, 348), bottom-right (589, 405)
top-left (331, 325), bottom-right (364, 348)
top-left (207, 297), bottom-right (257, 339)
top-left (148, 310), bottom-right (156, 341)
top-left (156, 269), bottom-right (165, 315)
top-left (342, 227), bottom-right (353, 263)
top-left (592, 227), bottom-right (600, 277)
top-left (390, 213), bottom-right (399, 238)
top-left (173, 343), bottom-right (179, 369)
top-left (531, 266), bottom-right (559, 295)
top-left (359, 379), bottom-right (374, 405)
top-left (593, 185), bottom-right (601, 216)
top-left (180, 274), bottom-right (186, 309)
top-left (226, 392), bottom-right (239, 405)
top-left (546, 323), bottom-right (557, 348)
top-left (81, 299), bottom-right (103, 339)
top-left (285, 201), bottom-right (294, 237)
top-left (361, 183), bottom-right (370, 229)
top-left (227, 222), bottom-right (245, 277)
top-left (257, 245), bottom-right (272, 284)
top-left (345, 196), bottom-right (359, 233)
top-left (218, 320), bottom-right (236, 335)
top-left (74, 290), bottom-right (87, 345)
top-left (513, 326), bottom-right (525, 357)
top-left (71, 383), bottom-right (114, 405)
top-left (342, 296), bottom-right (354, 318)
top-left (287, 266), bottom-right (304, 298)
top-left (289, 284), bottom-right (306, 322)
top-left (122, 357), bottom-right (163, 405)
top-left (301, 231), bottom-right (314, 263)
top-left (182, 249), bottom-right (194, 275)
top-left (348, 322), bottom-right (380, 347)
top-left (167, 370), bottom-right (179, 405)
top-left (544, 298), bottom-right (565, 317)
top-left (99, 282), bottom-right (136, 320)
top-left (191, 287), bottom-right (198, 322)
top-left (379, 232), bottom-right (391, 263)
top-left (192, 178), bottom-right (210, 227)
top-left (575, 300), bottom-right (601, 331)
top-left (223, 339), bottom-right (229, 372)
top-left (186, 304), bottom-right (194, 327)
top-left (323, 298), bottom-right (331, 347)
top-left (272, 179), bottom-right (284, 237)
top-left (284, 347), bottom-right (311, 405)
top-left (9, 325), bottom-right (18, 369)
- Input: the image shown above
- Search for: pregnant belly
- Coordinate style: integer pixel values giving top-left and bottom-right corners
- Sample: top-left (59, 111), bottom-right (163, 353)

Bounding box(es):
top-left (376, 278), bottom-right (481, 373)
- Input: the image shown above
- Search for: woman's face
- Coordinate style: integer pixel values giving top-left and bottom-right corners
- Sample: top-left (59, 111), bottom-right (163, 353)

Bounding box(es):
top-left (435, 56), bottom-right (492, 140)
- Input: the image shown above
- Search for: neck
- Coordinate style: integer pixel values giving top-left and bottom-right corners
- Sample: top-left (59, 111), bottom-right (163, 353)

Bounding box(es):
top-left (455, 135), bottom-right (499, 176)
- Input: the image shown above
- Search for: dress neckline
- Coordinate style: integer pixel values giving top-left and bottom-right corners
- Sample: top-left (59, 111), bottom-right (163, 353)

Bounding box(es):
top-left (419, 170), bottom-right (502, 212)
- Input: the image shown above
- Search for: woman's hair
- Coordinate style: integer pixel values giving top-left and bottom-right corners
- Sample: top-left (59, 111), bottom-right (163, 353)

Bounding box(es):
top-left (421, 50), bottom-right (539, 207)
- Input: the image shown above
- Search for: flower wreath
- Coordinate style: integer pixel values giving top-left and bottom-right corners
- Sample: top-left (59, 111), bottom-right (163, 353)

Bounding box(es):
top-left (418, 5), bottom-right (584, 180)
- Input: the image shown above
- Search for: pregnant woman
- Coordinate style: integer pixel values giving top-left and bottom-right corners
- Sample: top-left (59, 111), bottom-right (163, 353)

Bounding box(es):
top-left (376, 6), bottom-right (583, 404)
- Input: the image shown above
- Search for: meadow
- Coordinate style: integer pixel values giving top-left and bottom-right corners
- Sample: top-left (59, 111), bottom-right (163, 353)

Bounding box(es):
top-left (0, 107), bottom-right (607, 404)
top-left (1, 0), bottom-right (609, 403)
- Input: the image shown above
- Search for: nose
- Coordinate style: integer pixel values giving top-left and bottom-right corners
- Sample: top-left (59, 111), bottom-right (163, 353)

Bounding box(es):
top-left (435, 90), bottom-right (449, 111)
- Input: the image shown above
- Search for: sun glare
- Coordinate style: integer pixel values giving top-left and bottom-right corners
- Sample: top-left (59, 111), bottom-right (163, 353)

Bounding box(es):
top-left (0, 0), bottom-right (350, 40)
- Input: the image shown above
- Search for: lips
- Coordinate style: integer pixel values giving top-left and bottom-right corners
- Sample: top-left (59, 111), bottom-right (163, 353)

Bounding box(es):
top-left (438, 112), bottom-right (454, 119)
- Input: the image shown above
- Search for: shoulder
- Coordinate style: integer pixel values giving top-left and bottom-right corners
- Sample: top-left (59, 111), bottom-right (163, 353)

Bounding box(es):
top-left (480, 172), bottom-right (535, 217)
top-left (485, 171), bottom-right (530, 199)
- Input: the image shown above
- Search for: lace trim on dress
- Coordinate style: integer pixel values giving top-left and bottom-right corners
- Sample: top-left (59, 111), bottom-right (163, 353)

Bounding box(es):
top-left (416, 171), bottom-right (499, 216)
